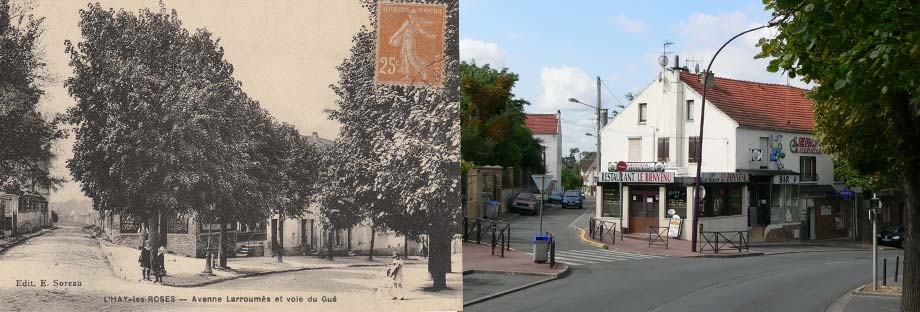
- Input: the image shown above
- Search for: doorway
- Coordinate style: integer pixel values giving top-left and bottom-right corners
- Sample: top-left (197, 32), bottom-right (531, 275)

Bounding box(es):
top-left (629, 189), bottom-right (659, 233)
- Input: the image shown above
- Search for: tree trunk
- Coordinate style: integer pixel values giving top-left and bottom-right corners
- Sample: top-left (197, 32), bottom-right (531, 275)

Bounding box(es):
top-left (404, 235), bottom-right (409, 259)
top-left (147, 212), bottom-right (161, 272)
top-left (427, 230), bottom-right (451, 290)
top-left (368, 224), bottom-right (376, 261)
top-left (890, 92), bottom-right (919, 312)
top-left (327, 229), bottom-right (334, 261)
top-left (277, 214), bottom-right (284, 263)
top-left (218, 219), bottom-right (227, 268)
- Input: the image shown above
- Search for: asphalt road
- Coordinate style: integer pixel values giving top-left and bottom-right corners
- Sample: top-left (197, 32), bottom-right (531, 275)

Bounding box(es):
top-left (469, 204), bottom-right (906, 312)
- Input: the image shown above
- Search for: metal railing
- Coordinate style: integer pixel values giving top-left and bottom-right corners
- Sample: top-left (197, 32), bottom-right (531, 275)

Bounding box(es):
top-left (463, 217), bottom-right (511, 257)
top-left (588, 217), bottom-right (620, 245)
top-left (697, 224), bottom-right (749, 254)
top-left (648, 225), bottom-right (669, 249)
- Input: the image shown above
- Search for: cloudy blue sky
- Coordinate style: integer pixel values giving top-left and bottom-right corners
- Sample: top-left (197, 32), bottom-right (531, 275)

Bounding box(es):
top-left (460, 0), bottom-right (806, 157)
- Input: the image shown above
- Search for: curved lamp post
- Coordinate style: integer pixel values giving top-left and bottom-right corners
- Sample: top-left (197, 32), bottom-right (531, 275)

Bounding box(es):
top-left (690, 24), bottom-right (770, 253)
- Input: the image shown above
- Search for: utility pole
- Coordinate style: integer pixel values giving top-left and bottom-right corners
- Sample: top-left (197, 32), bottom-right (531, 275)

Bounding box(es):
top-left (596, 76), bottom-right (602, 200)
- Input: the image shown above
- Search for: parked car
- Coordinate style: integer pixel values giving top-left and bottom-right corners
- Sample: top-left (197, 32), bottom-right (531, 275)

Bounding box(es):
top-left (512, 193), bottom-right (540, 215)
top-left (878, 225), bottom-right (904, 248)
top-left (546, 191), bottom-right (563, 204)
top-left (562, 190), bottom-right (583, 209)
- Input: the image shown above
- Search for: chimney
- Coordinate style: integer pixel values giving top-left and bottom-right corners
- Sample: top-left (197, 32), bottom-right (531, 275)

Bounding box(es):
top-left (672, 55), bottom-right (681, 70)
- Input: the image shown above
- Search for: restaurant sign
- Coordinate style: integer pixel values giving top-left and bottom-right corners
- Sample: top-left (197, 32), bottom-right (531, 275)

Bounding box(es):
top-left (599, 172), bottom-right (674, 183)
top-left (790, 137), bottom-right (821, 154)
top-left (607, 161), bottom-right (666, 172)
top-left (700, 172), bottom-right (749, 183)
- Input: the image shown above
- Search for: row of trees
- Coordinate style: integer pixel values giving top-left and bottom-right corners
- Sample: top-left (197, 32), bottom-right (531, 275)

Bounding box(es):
top-left (0, 0), bottom-right (63, 195)
top-left (64, 3), bottom-right (321, 268)
top-left (65, 0), bottom-right (460, 290)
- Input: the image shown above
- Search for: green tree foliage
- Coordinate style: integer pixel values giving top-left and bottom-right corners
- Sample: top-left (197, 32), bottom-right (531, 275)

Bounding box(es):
top-left (759, 1), bottom-right (920, 309)
top-left (460, 62), bottom-right (544, 172)
top-left (0, 0), bottom-right (63, 194)
top-left (326, 0), bottom-right (459, 290)
top-left (561, 167), bottom-right (583, 191)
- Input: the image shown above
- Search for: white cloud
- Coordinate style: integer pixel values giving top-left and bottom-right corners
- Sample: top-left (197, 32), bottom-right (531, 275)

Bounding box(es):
top-left (531, 66), bottom-right (602, 155)
top-left (460, 38), bottom-right (509, 69)
top-left (610, 14), bottom-right (647, 35)
top-left (674, 11), bottom-right (808, 88)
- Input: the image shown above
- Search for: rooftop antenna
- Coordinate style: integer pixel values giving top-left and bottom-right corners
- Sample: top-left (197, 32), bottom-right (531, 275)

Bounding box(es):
top-left (657, 41), bottom-right (675, 82)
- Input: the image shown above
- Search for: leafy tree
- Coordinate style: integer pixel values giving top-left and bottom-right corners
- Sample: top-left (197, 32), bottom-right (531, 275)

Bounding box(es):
top-left (461, 62), bottom-right (544, 172)
top-left (326, 0), bottom-right (459, 290)
top-left (561, 167), bottom-right (583, 191)
top-left (0, 0), bottom-right (63, 194)
top-left (759, 1), bottom-right (920, 309)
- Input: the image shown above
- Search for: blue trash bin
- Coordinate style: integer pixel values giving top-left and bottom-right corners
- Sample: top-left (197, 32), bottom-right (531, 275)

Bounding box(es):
top-left (485, 200), bottom-right (500, 219)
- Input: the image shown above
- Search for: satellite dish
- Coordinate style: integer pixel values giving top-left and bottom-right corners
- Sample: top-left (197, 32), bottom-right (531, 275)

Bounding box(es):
top-left (657, 55), bottom-right (668, 68)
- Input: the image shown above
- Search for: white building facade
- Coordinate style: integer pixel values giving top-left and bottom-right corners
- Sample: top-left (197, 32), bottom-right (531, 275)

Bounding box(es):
top-left (525, 112), bottom-right (563, 192)
top-left (595, 63), bottom-right (853, 242)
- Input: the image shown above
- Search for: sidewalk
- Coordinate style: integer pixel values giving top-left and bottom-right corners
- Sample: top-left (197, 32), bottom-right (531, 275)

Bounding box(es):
top-left (0, 227), bottom-right (54, 254)
top-left (576, 226), bottom-right (760, 257)
top-left (462, 241), bottom-right (568, 276)
top-left (98, 240), bottom-right (401, 287)
top-left (829, 280), bottom-right (902, 312)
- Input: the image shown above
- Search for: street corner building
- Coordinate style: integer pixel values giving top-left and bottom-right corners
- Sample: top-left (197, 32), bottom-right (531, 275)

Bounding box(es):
top-left (594, 55), bottom-right (906, 244)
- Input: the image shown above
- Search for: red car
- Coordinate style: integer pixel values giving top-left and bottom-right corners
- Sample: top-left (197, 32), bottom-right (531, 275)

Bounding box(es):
top-left (512, 193), bottom-right (540, 215)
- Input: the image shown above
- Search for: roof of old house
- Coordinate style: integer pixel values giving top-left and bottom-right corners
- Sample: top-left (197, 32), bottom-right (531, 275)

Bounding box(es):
top-left (679, 71), bottom-right (814, 132)
top-left (305, 132), bottom-right (334, 147)
top-left (579, 157), bottom-right (596, 172)
top-left (525, 114), bottom-right (559, 134)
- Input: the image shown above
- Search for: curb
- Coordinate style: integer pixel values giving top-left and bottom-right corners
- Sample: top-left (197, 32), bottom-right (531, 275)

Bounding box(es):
top-left (681, 252), bottom-right (765, 258)
top-left (575, 227), bottom-right (609, 249)
top-left (0, 228), bottom-right (54, 256)
top-left (462, 265), bottom-right (571, 307)
top-left (826, 286), bottom-right (862, 312)
top-left (760, 249), bottom-right (870, 256)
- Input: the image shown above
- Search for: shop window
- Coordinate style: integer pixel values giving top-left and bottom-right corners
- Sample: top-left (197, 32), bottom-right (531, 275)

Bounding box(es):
top-left (800, 156), bottom-right (817, 181)
top-left (689, 136), bottom-right (701, 163)
top-left (657, 138), bottom-right (670, 162)
top-left (666, 187), bottom-right (687, 218)
top-left (702, 185), bottom-right (742, 217)
top-left (602, 187), bottom-right (621, 218)
top-left (638, 103), bottom-right (647, 124)
top-left (686, 100), bottom-right (694, 121)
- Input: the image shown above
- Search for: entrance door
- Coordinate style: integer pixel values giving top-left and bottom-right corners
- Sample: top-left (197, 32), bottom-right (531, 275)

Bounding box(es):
top-left (629, 192), bottom-right (659, 233)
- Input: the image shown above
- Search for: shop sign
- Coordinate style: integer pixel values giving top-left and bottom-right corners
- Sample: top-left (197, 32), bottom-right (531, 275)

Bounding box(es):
top-left (773, 175), bottom-right (800, 184)
top-left (820, 205), bottom-right (832, 216)
top-left (667, 215), bottom-right (682, 238)
top-left (700, 172), bottom-right (749, 183)
top-left (608, 161), bottom-right (666, 172)
top-left (790, 137), bottom-right (821, 154)
top-left (599, 172), bottom-right (674, 183)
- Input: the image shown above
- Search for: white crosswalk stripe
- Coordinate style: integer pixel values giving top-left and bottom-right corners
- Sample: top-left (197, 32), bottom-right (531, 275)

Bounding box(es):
top-left (526, 249), bottom-right (662, 266)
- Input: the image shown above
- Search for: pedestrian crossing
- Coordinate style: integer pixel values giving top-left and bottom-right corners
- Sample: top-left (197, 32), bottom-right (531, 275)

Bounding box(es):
top-left (526, 249), bottom-right (662, 266)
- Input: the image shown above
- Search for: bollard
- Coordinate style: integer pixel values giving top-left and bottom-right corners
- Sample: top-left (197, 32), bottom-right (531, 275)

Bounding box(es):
top-left (895, 256), bottom-right (900, 282)
top-left (883, 258), bottom-right (887, 287)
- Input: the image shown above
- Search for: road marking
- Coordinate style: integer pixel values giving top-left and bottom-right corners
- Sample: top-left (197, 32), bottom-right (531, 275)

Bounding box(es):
top-left (528, 249), bottom-right (659, 266)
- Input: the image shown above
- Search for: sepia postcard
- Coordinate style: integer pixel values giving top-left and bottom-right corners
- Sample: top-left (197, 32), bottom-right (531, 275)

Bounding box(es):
top-left (0, 0), bottom-right (461, 311)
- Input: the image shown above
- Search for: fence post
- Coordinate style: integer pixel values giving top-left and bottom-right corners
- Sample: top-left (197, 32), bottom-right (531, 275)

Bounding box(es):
top-left (476, 221), bottom-right (481, 245)
top-left (883, 258), bottom-right (887, 286)
top-left (895, 256), bottom-right (900, 282)
top-left (715, 231), bottom-right (719, 254)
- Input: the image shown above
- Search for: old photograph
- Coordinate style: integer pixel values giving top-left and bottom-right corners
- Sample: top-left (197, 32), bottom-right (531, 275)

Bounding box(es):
top-left (0, 0), bottom-right (461, 311)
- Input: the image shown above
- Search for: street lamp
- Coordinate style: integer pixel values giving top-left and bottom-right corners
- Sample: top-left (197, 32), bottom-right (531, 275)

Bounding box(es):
top-left (569, 96), bottom-right (601, 209)
top-left (690, 24), bottom-right (772, 252)
top-left (540, 147), bottom-right (547, 234)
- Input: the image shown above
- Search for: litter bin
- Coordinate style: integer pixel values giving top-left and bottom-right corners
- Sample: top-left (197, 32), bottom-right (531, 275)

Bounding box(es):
top-left (485, 200), bottom-right (500, 219)
top-left (533, 235), bottom-right (550, 262)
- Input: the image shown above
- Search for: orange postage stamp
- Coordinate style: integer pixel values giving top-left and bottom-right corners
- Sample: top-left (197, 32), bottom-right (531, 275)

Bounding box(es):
top-left (375, 2), bottom-right (446, 87)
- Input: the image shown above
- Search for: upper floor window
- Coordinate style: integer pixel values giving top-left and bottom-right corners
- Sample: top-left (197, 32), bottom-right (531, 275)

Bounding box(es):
top-left (800, 156), bottom-right (817, 182)
top-left (686, 100), bottom-right (694, 121)
top-left (638, 103), bottom-right (647, 124)
top-left (657, 137), bottom-right (670, 162)
top-left (628, 138), bottom-right (642, 161)
top-left (689, 136), bottom-right (701, 163)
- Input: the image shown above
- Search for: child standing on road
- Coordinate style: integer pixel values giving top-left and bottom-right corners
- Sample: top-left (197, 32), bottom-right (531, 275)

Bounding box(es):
top-left (387, 251), bottom-right (404, 300)
top-left (153, 246), bottom-right (166, 283)
top-left (138, 243), bottom-right (151, 281)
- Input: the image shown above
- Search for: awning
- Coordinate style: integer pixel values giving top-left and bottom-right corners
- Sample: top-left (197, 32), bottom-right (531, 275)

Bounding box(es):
top-left (736, 169), bottom-right (799, 176)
